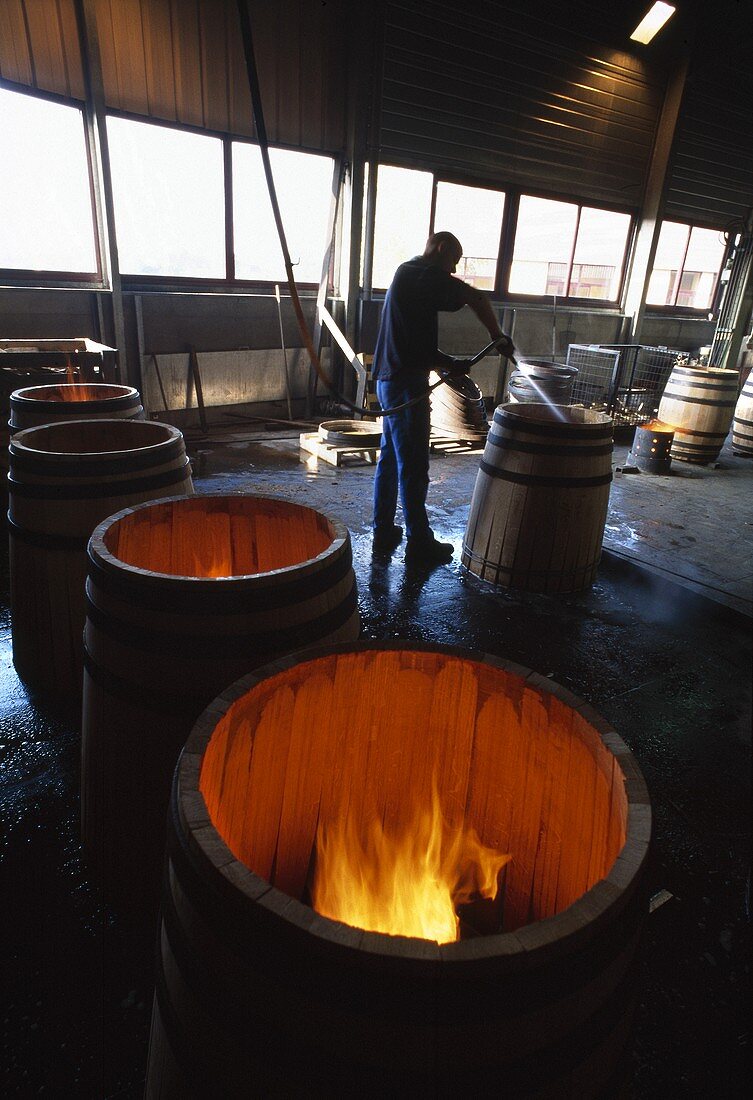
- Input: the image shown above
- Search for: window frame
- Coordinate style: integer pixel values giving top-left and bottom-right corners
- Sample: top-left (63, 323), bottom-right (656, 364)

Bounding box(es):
top-left (367, 162), bottom-right (634, 309)
top-left (0, 79), bottom-right (104, 287)
top-left (429, 173), bottom-right (508, 293)
top-left (644, 219), bottom-right (728, 315)
top-left (107, 109), bottom-right (338, 293)
top-left (501, 188), bottom-right (634, 307)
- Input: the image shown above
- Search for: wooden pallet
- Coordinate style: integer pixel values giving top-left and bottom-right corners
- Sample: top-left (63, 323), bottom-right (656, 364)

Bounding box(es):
top-left (299, 432), bottom-right (379, 467)
top-left (430, 431), bottom-right (487, 454)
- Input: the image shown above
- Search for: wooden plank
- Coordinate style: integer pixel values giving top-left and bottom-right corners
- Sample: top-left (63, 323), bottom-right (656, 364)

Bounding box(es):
top-left (529, 694), bottom-right (573, 920)
top-left (140, 0), bottom-right (177, 119)
top-left (23, 0), bottom-right (71, 95)
top-left (0, 0), bottom-right (33, 86)
top-left (273, 670), bottom-right (336, 898)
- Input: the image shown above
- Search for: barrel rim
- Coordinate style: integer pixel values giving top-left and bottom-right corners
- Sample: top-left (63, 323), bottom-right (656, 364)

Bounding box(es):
top-left (9, 418), bottom-right (182, 459)
top-left (177, 640), bottom-right (652, 967)
top-left (87, 492), bottom-right (351, 586)
top-left (494, 402), bottom-right (613, 430)
top-left (10, 382), bottom-right (139, 403)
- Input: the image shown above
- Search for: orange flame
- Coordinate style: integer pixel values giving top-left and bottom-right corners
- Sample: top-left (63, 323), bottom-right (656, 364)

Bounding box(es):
top-left (311, 787), bottom-right (510, 943)
top-left (192, 552), bottom-right (234, 578)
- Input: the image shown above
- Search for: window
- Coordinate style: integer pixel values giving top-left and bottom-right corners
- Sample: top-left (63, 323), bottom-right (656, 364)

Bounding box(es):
top-left (107, 116), bottom-right (225, 278)
top-left (433, 182), bottom-right (505, 290)
top-left (233, 145), bottom-right (334, 283)
top-left (0, 86), bottom-right (97, 274)
top-left (372, 166), bottom-right (433, 289)
top-left (646, 222), bottom-right (726, 310)
top-left (509, 196), bottom-right (630, 301)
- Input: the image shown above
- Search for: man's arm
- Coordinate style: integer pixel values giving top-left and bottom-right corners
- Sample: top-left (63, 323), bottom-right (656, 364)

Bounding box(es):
top-left (457, 283), bottom-right (504, 341)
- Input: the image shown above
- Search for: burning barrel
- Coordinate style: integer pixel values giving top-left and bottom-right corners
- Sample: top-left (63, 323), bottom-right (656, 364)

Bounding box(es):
top-left (81, 494), bottom-right (360, 914)
top-left (629, 420), bottom-right (674, 474)
top-left (462, 403), bottom-right (613, 593)
top-left (146, 642), bottom-right (651, 1097)
top-left (9, 382), bottom-right (144, 430)
top-left (8, 419), bottom-right (192, 704)
top-left (731, 372), bottom-right (753, 456)
top-left (657, 365), bottom-right (738, 464)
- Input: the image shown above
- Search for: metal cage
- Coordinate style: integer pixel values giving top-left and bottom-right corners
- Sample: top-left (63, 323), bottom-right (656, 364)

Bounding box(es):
top-left (566, 344), bottom-right (680, 427)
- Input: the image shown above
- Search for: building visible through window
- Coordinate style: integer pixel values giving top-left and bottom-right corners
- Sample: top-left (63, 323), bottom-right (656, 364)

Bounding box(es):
top-left (647, 222), bottom-right (725, 310)
top-left (433, 181), bottom-right (505, 290)
top-left (509, 196), bottom-right (630, 301)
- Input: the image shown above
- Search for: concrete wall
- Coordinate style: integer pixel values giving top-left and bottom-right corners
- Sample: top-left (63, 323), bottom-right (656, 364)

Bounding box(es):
top-left (0, 287), bottom-right (718, 417)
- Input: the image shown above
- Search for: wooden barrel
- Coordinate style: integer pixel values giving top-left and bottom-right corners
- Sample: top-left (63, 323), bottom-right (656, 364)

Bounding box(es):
top-left (9, 383), bottom-right (144, 430)
top-left (81, 494), bottom-right (360, 916)
top-left (657, 365), bottom-right (738, 464)
top-left (8, 419), bottom-right (193, 705)
top-left (146, 642), bottom-right (651, 1098)
top-left (731, 372), bottom-right (753, 456)
top-left (462, 403), bottom-right (613, 593)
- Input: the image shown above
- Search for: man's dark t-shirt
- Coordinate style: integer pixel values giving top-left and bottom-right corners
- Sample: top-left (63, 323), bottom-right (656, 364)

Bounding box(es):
top-left (372, 256), bottom-right (467, 385)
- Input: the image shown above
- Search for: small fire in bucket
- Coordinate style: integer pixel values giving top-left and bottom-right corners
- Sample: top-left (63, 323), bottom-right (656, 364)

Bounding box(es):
top-left (311, 785), bottom-right (510, 944)
top-left (59, 360), bottom-right (99, 401)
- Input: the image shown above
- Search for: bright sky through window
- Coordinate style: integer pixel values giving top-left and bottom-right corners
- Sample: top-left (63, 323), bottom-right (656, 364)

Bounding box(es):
top-left (107, 116), bottom-right (225, 278)
top-left (0, 87), bottom-right (97, 273)
top-left (233, 145), bottom-right (334, 282)
top-left (372, 166), bottom-right (433, 289)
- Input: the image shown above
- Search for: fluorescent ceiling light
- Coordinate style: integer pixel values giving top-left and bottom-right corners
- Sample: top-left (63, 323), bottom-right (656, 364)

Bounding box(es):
top-left (630, 2), bottom-right (676, 44)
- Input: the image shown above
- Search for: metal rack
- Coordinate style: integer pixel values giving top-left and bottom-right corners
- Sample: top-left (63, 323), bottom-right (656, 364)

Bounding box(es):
top-left (565, 344), bottom-right (680, 427)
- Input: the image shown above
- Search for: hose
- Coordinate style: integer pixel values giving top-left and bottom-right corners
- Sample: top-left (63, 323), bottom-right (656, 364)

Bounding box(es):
top-left (235, 1), bottom-right (512, 420)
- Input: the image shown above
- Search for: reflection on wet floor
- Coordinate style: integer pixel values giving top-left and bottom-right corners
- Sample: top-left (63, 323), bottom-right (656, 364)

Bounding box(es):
top-left (1, 430), bottom-right (750, 1097)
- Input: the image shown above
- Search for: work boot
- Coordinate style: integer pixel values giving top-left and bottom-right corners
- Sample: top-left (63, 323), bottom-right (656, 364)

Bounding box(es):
top-left (372, 524), bottom-right (403, 555)
top-left (404, 536), bottom-right (454, 565)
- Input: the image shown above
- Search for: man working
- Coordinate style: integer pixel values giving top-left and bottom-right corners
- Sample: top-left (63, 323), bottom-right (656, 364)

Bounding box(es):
top-left (372, 230), bottom-right (515, 564)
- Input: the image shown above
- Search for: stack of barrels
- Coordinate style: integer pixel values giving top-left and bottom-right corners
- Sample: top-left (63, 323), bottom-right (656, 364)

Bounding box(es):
top-left (3, 378), bottom-right (361, 923)
top-left (507, 359), bottom-right (577, 406)
top-left (430, 372), bottom-right (488, 440)
top-left (6, 384), bottom-right (192, 703)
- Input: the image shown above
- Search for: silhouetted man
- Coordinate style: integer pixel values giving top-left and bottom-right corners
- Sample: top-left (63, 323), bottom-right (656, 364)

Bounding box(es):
top-left (372, 231), bottom-right (514, 564)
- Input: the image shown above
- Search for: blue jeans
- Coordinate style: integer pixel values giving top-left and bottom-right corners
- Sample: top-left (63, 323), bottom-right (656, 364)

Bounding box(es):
top-left (373, 378), bottom-right (432, 543)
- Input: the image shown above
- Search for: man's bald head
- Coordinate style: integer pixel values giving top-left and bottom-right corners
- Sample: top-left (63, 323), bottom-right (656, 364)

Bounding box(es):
top-left (424, 231), bottom-right (463, 274)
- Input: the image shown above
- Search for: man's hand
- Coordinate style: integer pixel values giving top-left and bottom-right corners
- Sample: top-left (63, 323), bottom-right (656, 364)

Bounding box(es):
top-left (492, 333), bottom-right (516, 359)
top-left (443, 357), bottom-right (474, 379)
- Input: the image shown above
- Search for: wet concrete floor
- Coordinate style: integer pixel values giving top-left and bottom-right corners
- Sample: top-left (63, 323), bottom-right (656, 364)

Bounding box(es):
top-left (1, 430), bottom-right (750, 1097)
